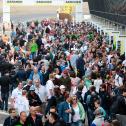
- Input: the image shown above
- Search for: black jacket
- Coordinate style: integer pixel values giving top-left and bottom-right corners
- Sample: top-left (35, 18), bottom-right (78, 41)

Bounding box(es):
top-left (111, 95), bottom-right (126, 115)
top-left (0, 75), bottom-right (11, 94)
top-left (76, 91), bottom-right (84, 105)
top-left (52, 120), bottom-right (65, 126)
top-left (99, 91), bottom-right (111, 110)
top-left (15, 69), bottom-right (27, 81)
top-left (117, 95), bottom-right (126, 115)
top-left (26, 115), bottom-right (43, 126)
top-left (3, 116), bottom-right (18, 126)
top-left (28, 92), bottom-right (42, 107)
top-left (45, 120), bottom-right (66, 126)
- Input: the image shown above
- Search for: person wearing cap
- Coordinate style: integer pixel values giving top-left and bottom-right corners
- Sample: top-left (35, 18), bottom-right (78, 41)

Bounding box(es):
top-left (23, 80), bottom-right (33, 92)
top-left (27, 85), bottom-right (42, 107)
top-left (76, 53), bottom-right (85, 78)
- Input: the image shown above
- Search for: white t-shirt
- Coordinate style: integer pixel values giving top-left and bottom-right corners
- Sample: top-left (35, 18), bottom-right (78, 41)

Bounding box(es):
top-left (46, 80), bottom-right (55, 99)
top-left (115, 74), bottom-right (123, 87)
top-left (82, 86), bottom-right (88, 99)
top-left (94, 79), bottom-right (103, 93)
top-left (11, 88), bottom-right (22, 108)
top-left (71, 77), bottom-right (81, 95)
top-left (73, 105), bottom-right (80, 122)
top-left (35, 85), bottom-right (47, 102)
top-left (16, 96), bottom-right (29, 115)
top-left (107, 54), bottom-right (113, 64)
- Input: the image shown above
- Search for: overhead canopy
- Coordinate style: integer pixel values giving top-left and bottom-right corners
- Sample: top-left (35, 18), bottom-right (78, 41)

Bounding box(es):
top-left (88, 0), bottom-right (126, 25)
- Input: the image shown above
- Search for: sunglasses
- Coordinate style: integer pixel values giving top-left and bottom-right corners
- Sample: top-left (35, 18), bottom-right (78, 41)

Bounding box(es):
top-left (73, 98), bottom-right (77, 100)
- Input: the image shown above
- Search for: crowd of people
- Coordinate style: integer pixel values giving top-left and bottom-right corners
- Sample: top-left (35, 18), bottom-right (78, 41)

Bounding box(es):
top-left (0, 19), bottom-right (126, 126)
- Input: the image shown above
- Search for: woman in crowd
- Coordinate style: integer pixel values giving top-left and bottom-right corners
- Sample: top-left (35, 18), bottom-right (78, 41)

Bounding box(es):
top-left (71, 95), bottom-right (85, 126)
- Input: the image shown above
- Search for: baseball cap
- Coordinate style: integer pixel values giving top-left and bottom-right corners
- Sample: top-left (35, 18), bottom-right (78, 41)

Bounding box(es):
top-left (60, 85), bottom-right (66, 89)
top-left (29, 85), bottom-right (35, 91)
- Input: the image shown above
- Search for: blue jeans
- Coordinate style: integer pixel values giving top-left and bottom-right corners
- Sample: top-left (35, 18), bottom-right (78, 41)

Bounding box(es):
top-left (31, 52), bottom-right (36, 59)
top-left (72, 120), bottom-right (83, 126)
top-left (1, 93), bottom-right (9, 111)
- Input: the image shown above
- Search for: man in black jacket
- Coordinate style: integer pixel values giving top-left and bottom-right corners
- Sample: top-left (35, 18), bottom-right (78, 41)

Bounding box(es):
top-left (111, 87), bottom-right (126, 116)
top-left (0, 73), bottom-right (11, 111)
top-left (48, 112), bottom-right (66, 126)
top-left (3, 108), bottom-right (18, 126)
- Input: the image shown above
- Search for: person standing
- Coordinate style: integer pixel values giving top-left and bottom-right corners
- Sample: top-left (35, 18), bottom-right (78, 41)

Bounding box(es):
top-left (71, 95), bottom-right (85, 126)
top-left (91, 109), bottom-right (105, 126)
top-left (58, 92), bottom-right (74, 126)
top-left (29, 67), bottom-right (44, 85)
top-left (3, 108), bottom-right (18, 126)
top-left (48, 112), bottom-right (66, 126)
top-left (30, 39), bottom-right (38, 59)
top-left (26, 106), bottom-right (43, 126)
top-left (28, 85), bottom-right (42, 107)
top-left (12, 111), bottom-right (27, 126)
top-left (16, 90), bottom-right (29, 116)
top-left (34, 79), bottom-right (47, 103)
top-left (11, 82), bottom-right (23, 108)
top-left (46, 74), bottom-right (55, 100)
top-left (34, 79), bottom-right (47, 114)
top-left (60, 70), bottom-right (71, 92)
top-left (94, 75), bottom-right (103, 93)
top-left (0, 73), bottom-right (11, 111)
